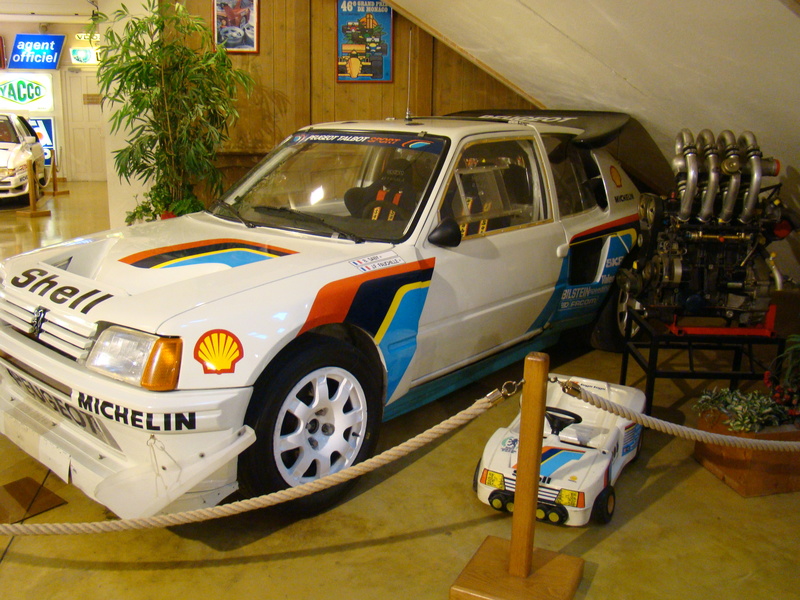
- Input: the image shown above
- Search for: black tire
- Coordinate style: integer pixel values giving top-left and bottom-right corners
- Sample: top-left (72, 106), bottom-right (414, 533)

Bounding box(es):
top-left (590, 282), bottom-right (636, 352)
top-left (591, 485), bottom-right (616, 524)
top-left (238, 334), bottom-right (382, 513)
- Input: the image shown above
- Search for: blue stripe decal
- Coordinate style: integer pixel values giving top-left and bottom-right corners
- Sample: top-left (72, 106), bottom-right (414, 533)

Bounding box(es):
top-left (377, 284), bottom-right (431, 399)
top-left (160, 249), bottom-right (273, 269)
top-left (539, 447), bottom-right (585, 477)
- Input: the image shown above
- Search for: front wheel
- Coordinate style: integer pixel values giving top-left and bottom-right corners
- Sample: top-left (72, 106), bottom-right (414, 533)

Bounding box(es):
top-left (238, 335), bottom-right (382, 513)
top-left (591, 485), bottom-right (616, 524)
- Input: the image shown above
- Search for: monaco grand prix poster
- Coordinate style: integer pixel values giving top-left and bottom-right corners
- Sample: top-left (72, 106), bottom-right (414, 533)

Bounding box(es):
top-left (337, 1), bottom-right (393, 83)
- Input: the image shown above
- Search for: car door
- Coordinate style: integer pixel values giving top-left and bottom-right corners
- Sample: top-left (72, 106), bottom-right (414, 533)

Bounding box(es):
top-left (411, 135), bottom-right (566, 382)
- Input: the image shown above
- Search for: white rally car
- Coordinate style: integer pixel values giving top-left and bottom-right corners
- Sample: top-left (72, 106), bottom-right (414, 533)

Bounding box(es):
top-left (475, 374), bottom-right (645, 526)
top-left (0, 112), bottom-right (46, 200)
top-left (0, 111), bottom-right (669, 518)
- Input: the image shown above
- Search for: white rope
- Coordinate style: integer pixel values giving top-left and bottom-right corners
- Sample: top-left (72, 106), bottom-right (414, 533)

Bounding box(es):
top-left (558, 379), bottom-right (800, 452)
top-left (0, 388), bottom-right (508, 537)
top-left (3, 377), bottom-right (798, 537)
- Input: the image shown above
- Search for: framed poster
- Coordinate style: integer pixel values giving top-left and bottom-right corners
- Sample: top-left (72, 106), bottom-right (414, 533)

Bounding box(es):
top-left (337, 1), bottom-right (393, 82)
top-left (215, 0), bottom-right (259, 54)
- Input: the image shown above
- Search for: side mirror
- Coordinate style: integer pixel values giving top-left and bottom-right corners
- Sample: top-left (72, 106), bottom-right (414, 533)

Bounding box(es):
top-left (23, 135), bottom-right (37, 145)
top-left (428, 217), bottom-right (462, 247)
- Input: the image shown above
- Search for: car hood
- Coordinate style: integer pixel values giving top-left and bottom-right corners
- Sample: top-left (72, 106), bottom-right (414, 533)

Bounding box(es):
top-left (0, 145), bottom-right (24, 168)
top-left (489, 428), bottom-right (602, 491)
top-left (0, 212), bottom-right (392, 331)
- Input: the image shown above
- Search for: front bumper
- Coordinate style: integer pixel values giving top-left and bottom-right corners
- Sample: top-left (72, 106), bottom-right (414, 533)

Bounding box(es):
top-left (0, 172), bottom-right (30, 198)
top-left (0, 325), bottom-right (256, 518)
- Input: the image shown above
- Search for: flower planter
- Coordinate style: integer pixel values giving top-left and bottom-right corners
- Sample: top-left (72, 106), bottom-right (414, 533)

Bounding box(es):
top-left (693, 411), bottom-right (800, 497)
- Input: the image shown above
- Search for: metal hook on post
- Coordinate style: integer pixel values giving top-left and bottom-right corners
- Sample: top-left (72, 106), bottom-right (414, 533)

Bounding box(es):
top-left (451, 352), bottom-right (584, 600)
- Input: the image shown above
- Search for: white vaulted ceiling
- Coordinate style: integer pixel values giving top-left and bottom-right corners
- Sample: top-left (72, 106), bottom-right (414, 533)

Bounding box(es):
top-left (388, 0), bottom-right (800, 208)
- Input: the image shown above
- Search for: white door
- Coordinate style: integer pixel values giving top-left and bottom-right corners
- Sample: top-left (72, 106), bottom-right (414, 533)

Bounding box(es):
top-left (62, 68), bottom-right (106, 181)
top-left (411, 136), bottom-right (566, 382)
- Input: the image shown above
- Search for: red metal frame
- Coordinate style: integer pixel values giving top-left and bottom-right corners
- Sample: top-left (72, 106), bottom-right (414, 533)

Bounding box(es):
top-left (667, 304), bottom-right (777, 337)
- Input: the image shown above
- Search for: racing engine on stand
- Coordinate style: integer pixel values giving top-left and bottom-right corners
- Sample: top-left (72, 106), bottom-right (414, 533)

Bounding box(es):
top-left (618, 128), bottom-right (794, 330)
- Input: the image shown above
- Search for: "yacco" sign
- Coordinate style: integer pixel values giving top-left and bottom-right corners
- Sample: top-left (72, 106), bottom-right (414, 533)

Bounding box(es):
top-left (0, 74), bottom-right (53, 111)
top-left (0, 79), bottom-right (45, 105)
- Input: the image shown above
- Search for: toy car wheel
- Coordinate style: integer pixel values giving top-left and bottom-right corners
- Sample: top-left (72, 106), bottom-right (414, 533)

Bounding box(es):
top-left (488, 490), bottom-right (514, 512)
top-left (238, 335), bottom-right (382, 512)
top-left (591, 485), bottom-right (616, 524)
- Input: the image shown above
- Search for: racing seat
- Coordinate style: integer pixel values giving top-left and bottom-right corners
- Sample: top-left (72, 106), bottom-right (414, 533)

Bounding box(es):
top-left (344, 158), bottom-right (417, 221)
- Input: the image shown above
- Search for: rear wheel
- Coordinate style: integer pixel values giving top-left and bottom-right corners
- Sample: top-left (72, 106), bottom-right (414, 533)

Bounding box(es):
top-left (238, 335), bottom-right (382, 513)
top-left (590, 282), bottom-right (639, 352)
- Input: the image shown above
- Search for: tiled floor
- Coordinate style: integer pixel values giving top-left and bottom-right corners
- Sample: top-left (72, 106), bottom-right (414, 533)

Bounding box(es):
top-left (0, 183), bottom-right (798, 599)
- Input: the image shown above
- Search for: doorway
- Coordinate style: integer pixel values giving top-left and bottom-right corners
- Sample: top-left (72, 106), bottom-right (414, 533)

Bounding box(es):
top-left (62, 68), bottom-right (107, 182)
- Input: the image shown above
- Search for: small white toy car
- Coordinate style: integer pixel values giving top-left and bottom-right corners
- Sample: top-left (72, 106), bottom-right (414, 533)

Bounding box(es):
top-left (475, 374), bottom-right (645, 526)
top-left (0, 113), bottom-right (46, 200)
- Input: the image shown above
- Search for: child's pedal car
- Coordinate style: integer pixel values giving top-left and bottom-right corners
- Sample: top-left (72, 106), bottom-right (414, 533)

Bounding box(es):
top-left (475, 374), bottom-right (645, 526)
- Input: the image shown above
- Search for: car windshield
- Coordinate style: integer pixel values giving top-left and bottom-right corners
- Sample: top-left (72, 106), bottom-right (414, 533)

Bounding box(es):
top-left (211, 130), bottom-right (446, 242)
top-left (0, 116), bottom-right (20, 144)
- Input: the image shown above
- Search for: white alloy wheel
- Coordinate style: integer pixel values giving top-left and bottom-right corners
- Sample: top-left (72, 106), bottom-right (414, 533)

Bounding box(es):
top-left (273, 365), bottom-right (368, 487)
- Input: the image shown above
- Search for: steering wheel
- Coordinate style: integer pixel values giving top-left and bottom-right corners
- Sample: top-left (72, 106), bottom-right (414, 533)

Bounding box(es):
top-left (360, 199), bottom-right (413, 221)
top-left (545, 406), bottom-right (583, 436)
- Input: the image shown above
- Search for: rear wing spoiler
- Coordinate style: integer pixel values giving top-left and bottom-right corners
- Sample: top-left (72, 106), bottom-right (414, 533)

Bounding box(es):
top-left (448, 109), bottom-right (674, 195)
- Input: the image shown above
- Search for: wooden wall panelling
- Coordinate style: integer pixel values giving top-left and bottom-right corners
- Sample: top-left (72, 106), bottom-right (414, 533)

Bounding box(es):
top-left (310, 0), bottom-right (336, 124)
top-left (431, 41), bottom-right (538, 115)
top-left (187, 0), bottom-right (536, 183)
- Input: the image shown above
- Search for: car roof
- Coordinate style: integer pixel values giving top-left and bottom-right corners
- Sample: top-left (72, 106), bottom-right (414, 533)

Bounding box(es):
top-left (298, 115), bottom-right (594, 140)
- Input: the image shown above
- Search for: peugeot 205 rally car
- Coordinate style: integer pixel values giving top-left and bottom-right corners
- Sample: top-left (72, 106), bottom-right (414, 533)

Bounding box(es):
top-left (0, 111), bottom-right (668, 518)
top-left (475, 374), bottom-right (645, 526)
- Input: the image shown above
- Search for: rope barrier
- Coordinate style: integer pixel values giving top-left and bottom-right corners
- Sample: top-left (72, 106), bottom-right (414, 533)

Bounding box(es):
top-left (557, 379), bottom-right (800, 452)
top-left (2, 376), bottom-right (798, 537)
top-left (0, 387), bottom-right (509, 537)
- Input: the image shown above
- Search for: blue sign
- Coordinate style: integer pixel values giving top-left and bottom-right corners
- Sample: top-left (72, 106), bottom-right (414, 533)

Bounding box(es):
top-left (7, 34), bottom-right (66, 70)
top-left (29, 117), bottom-right (55, 167)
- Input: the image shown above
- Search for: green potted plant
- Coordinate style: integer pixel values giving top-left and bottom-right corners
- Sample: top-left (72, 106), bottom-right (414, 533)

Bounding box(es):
top-left (693, 388), bottom-right (789, 433)
top-left (692, 338), bottom-right (800, 496)
top-left (91, 0), bottom-right (254, 223)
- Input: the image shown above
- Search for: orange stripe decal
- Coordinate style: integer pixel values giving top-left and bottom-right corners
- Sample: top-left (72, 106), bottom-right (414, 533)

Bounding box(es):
top-left (299, 259), bottom-right (436, 335)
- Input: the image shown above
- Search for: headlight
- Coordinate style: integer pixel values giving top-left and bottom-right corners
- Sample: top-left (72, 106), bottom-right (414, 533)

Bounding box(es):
top-left (480, 469), bottom-right (506, 490)
top-left (555, 488), bottom-right (585, 508)
top-left (86, 326), bottom-right (182, 391)
top-left (0, 167), bottom-right (12, 178)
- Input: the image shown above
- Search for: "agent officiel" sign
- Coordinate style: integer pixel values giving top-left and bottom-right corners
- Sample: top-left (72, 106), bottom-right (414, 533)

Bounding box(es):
top-left (7, 34), bottom-right (66, 70)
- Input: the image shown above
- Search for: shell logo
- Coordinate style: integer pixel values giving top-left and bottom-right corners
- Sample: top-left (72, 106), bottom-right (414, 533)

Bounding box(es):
top-left (610, 165), bottom-right (623, 188)
top-left (194, 330), bottom-right (243, 374)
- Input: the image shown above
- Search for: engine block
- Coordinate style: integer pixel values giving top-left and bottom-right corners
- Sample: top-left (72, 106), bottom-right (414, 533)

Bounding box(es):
top-left (619, 128), bottom-right (789, 327)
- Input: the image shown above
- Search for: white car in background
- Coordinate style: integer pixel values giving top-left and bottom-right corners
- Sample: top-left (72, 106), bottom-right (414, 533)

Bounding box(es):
top-left (0, 111), bottom-right (669, 518)
top-left (0, 113), bottom-right (46, 200)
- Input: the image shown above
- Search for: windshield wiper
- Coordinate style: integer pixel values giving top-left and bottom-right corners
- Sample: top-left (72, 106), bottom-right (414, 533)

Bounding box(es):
top-left (208, 199), bottom-right (256, 228)
top-left (254, 206), bottom-right (364, 243)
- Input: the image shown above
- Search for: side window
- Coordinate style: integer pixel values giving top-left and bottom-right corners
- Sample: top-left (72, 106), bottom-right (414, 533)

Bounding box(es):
top-left (439, 138), bottom-right (548, 238)
top-left (542, 135), bottom-right (606, 217)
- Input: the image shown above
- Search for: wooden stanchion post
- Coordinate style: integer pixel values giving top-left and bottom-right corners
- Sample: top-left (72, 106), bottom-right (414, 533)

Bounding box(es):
top-left (41, 149), bottom-right (69, 198)
top-left (450, 352), bottom-right (584, 600)
top-left (16, 160), bottom-right (51, 218)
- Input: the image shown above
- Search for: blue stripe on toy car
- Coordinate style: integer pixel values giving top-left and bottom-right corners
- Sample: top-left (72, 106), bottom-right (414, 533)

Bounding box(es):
top-left (540, 447), bottom-right (585, 477)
